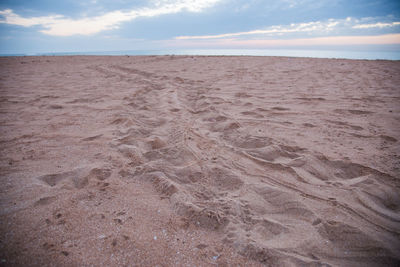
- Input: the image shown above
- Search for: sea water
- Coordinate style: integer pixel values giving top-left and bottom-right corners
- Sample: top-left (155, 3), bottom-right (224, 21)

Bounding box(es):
top-left (6, 48), bottom-right (400, 60)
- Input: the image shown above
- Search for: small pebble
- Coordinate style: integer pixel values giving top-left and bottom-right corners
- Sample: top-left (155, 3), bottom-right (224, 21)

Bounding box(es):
top-left (61, 251), bottom-right (69, 256)
top-left (153, 236), bottom-right (157, 240)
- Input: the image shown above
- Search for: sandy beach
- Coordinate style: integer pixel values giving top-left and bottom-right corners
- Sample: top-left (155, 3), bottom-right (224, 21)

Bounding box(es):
top-left (0, 55), bottom-right (399, 266)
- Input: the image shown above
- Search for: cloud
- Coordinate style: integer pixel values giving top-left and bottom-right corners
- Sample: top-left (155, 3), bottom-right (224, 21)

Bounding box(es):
top-left (152, 0), bottom-right (222, 12)
top-left (176, 19), bottom-right (343, 39)
top-left (0, 9), bottom-right (63, 27)
top-left (231, 34), bottom-right (400, 46)
top-left (167, 34), bottom-right (400, 48)
top-left (0, 0), bottom-right (221, 36)
top-left (353, 21), bottom-right (400, 29)
top-left (175, 17), bottom-right (400, 40)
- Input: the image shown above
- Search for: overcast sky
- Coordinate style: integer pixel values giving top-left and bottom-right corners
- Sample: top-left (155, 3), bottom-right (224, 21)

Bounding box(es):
top-left (0, 0), bottom-right (399, 54)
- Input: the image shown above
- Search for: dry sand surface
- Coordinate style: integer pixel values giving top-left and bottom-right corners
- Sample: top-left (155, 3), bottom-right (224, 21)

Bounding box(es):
top-left (0, 55), bottom-right (399, 266)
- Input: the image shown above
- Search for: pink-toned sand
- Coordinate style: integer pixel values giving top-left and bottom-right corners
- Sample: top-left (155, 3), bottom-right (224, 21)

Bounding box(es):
top-left (0, 55), bottom-right (399, 266)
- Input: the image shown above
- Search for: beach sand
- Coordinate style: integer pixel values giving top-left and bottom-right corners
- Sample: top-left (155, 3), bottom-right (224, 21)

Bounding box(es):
top-left (0, 55), bottom-right (399, 266)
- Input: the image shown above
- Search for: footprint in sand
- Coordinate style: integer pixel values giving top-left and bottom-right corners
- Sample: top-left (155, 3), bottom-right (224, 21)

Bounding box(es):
top-left (224, 134), bottom-right (272, 149)
top-left (37, 167), bottom-right (112, 189)
top-left (34, 196), bottom-right (57, 206)
top-left (316, 220), bottom-right (398, 264)
top-left (240, 111), bottom-right (264, 118)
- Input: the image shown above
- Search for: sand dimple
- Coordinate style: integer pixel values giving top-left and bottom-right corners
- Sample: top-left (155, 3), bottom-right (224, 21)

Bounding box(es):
top-left (208, 167), bottom-right (244, 191)
top-left (316, 221), bottom-right (399, 265)
top-left (143, 171), bottom-right (179, 197)
top-left (38, 169), bottom-right (84, 188)
top-left (37, 166), bottom-right (112, 189)
top-left (224, 134), bottom-right (272, 149)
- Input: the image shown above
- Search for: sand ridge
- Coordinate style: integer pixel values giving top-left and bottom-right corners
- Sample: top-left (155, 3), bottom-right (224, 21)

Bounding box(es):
top-left (0, 55), bottom-right (399, 266)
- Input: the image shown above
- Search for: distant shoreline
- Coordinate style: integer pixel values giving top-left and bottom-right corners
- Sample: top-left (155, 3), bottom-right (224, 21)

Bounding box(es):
top-left (1, 48), bottom-right (399, 60)
top-left (1, 55), bottom-right (398, 62)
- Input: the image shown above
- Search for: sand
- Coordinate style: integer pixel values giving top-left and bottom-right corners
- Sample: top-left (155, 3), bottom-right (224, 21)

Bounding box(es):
top-left (0, 55), bottom-right (399, 266)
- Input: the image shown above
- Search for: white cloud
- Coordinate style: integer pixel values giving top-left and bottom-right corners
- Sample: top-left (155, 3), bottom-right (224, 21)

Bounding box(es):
top-left (353, 21), bottom-right (400, 29)
top-left (166, 34), bottom-right (400, 49)
top-left (175, 17), bottom-right (400, 40)
top-left (0, 0), bottom-right (221, 36)
top-left (176, 19), bottom-right (347, 39)
top-left (0, 9), bottom-right (63, 27)
top-left (151, 0), bottom-right (221, 12)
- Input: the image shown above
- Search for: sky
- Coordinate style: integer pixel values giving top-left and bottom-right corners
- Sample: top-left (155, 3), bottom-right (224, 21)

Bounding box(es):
top-left (0, 0), bottom-right (399, 54)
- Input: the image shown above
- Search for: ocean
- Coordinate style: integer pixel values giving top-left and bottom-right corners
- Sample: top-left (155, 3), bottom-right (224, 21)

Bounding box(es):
top-left (3, 48), bottom-right (400, 60)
